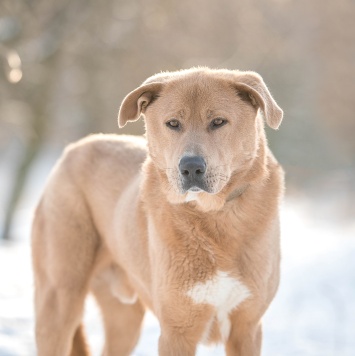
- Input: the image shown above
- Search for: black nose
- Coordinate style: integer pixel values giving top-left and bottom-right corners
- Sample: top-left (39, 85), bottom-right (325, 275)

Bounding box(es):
top-left (179, 156), bottom-right (206, 179)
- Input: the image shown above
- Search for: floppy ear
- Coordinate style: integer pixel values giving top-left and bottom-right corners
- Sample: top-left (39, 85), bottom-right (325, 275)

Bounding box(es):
top-left (118, 82), bottom-right (163, 128)
top-left (235, 72), bottom-right (283, 130)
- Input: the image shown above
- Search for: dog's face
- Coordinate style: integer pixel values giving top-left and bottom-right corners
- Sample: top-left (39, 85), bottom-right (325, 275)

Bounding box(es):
top-left (118, 68), bottom-right (282, 208)
top-left (143, 77), bottom-right (260, 196)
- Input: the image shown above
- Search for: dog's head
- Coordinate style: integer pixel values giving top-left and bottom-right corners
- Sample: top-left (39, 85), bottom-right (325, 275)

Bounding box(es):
top-left (118, 68), bottom-right (282, 211)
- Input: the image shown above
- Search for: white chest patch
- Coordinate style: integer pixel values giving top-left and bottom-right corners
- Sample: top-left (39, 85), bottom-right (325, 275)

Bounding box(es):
top-left (186, 271), bottom-right (251, 341)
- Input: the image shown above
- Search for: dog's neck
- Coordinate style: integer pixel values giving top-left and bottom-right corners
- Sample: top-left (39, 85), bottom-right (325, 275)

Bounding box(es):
top-left (226, 184), bottom-right (249, 202)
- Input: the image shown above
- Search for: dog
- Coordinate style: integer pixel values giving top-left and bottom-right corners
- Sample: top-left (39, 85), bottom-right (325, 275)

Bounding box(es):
top-left (32, 67), bottom-right (284, 356)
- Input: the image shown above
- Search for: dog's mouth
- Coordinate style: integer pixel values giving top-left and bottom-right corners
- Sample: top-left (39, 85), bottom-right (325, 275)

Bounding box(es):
top-left (181, 182), bottom-right (208, 194)
top-left (165, 170), bottom-right (229, 196)
top-left (164, 167), bottom-right (231, 208)
top-left (165, 158), bottom-right (230, 197)
top-left (187, 186), bottom-right (204, 193)
top-left (178, 171), bottom-right (228, 196)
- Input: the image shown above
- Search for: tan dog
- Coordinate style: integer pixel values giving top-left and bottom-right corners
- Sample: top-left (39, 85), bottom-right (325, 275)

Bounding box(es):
top-left (32, 67), bottom-right (284, 356)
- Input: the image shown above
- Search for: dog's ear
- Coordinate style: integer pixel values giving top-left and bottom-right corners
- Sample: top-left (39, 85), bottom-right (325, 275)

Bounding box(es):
top-left (118, 82), bottom-right (163, 128)
top-left (235, 72), bottom-right (283, 130)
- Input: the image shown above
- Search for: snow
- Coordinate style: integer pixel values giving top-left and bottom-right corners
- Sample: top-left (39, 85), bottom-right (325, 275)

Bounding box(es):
top-left (1, 156), bottom-right (355, 355)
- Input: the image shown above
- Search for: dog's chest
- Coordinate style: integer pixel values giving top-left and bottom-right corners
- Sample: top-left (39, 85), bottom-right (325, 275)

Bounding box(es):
top-left (186, 271), bottom-right (251, 342)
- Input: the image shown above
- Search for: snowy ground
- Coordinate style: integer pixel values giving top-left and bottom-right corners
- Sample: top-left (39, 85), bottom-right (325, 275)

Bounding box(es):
top-left (1, 155), bottom-right (355, 355)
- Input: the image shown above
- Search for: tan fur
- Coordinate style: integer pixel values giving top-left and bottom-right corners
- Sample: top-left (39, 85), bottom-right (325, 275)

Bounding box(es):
top-left (32, 67), bottom-right (284, 355)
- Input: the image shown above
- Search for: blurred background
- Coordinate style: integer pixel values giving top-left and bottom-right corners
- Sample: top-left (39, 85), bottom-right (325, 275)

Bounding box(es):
top-left (0, 0), bottom-right (354, 355)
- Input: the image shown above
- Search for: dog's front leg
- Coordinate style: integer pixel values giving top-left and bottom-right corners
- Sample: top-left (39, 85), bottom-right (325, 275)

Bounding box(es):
top-left (156, 291), bottom-right (214, 356)
top-left (148, 216), bottom-right (214, 355)
top-left (158, 331), bottom-right (196, 356)
top-left (225, 311), bottom-right (263, 356)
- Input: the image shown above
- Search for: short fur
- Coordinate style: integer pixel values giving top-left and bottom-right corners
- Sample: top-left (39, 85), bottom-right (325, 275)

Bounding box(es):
top-left (32, 67), bottom-right (284, 356)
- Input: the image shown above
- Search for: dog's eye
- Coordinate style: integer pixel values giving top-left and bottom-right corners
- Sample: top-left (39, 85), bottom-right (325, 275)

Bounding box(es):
top-left (166, 119), bottom-right (181, 130)
top-left (210, 118), bottom-right (227, 129)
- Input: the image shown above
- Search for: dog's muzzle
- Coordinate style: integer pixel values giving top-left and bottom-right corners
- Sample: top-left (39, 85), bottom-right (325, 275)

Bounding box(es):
top-left (179, 155), bottom-right (207, 192)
